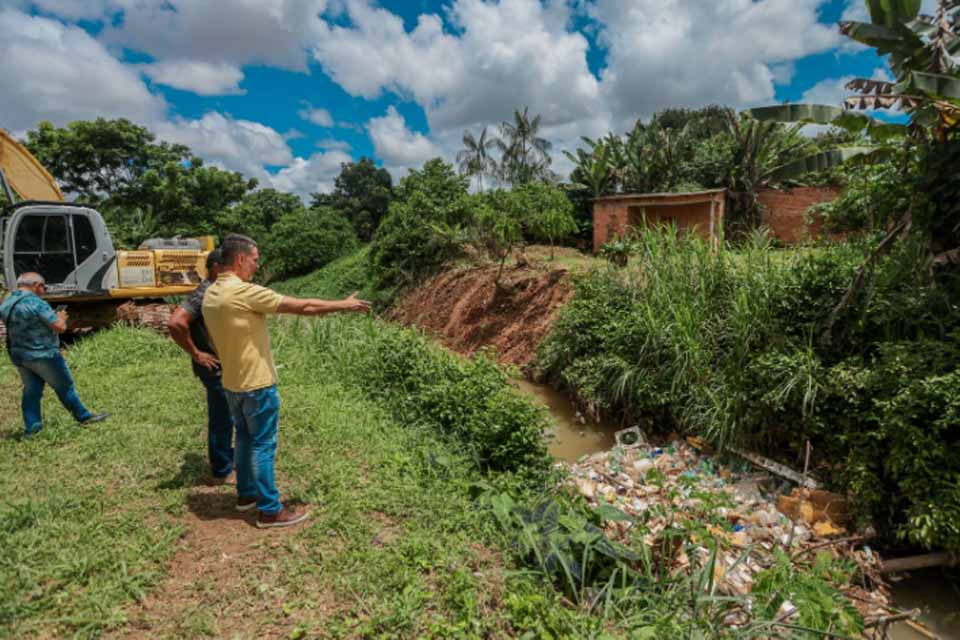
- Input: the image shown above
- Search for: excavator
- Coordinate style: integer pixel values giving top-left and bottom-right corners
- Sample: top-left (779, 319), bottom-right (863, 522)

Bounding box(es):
top-left (0, 128), bottom-right (213, 333)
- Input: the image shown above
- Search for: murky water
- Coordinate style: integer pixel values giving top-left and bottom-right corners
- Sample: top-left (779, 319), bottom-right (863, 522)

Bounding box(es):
top-left (515, 380), bottom-right (619, 462)
top-left (889, 570), bottom-right (960, 639)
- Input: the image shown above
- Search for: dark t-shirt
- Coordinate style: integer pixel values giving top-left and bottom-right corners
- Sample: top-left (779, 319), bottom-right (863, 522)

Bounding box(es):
top-left (180, 281), bottom-right (219, 382)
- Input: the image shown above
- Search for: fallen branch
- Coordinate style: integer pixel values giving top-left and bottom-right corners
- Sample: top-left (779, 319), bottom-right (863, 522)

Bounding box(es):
top-left (820, 208), bottom-right (912, 345)
top-left (904, 618), bottom-right (941, 640)
top-left (863, 609), bottom-right (920, 628)
top-left (791, 535), bottom-right (867, 562)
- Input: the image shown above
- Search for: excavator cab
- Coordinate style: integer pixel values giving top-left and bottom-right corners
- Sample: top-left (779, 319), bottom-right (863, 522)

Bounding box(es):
top-left (2, 203), bottom-right (116, 295)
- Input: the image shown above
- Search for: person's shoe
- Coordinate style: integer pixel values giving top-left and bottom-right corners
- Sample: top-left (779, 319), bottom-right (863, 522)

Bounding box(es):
top-left (256, 506), bottom-right (309, 529)
top-left (79, 413), bottom-right (109, 425)
top-left (236, 496), bottom-right (258, 512)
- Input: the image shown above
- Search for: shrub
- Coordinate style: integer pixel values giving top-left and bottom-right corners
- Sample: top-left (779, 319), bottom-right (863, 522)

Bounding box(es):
top-left (262, 206), bottom-right (358, 282)
top-left (281, 315), bottom-right (552, 478)
top-left (369, 159), bottom-right (474, 293)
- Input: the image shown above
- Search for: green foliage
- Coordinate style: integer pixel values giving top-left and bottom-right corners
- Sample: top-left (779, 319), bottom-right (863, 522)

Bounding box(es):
top-left (285, 315), bottom-right (552, 478)
top-left (261, 206), bottom-right (358, 282)
top-left (24, 118), bottom-right (190, 202)
top-left (495, 107), bottom-right (554, 185)
top-left (471, 197), bottom-right (523, 286)
top-left (273, 246), bottom-right (376, 302)
top-left (510, 182), bottom-right (578, 253)
top-left (312, 157), bottom-right (393, 242)
top-left (215, 188), bottom-right (303, 240)
top-left (539, 233), bottom-right (960, 550)
top-left (23, 119), bottom-right (257, 246)
top-left (369, 158), bottom-right (473, 293)
top-left (752, 552), bottom-right (864, 636)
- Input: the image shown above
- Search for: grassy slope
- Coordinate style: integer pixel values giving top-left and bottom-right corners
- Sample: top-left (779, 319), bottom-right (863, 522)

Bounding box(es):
top-left (0, 323), bottom-right (565, 639)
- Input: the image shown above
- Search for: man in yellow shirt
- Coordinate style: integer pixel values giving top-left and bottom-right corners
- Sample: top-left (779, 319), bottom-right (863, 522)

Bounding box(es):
top-left (203, 234), bottom-right (370, 528)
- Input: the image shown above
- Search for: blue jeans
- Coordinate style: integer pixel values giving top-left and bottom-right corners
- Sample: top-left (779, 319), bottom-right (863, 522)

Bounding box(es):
top-left (225, 385), bottom-right (282, 515)
top-left (200, 375), bottom-right (236, 478)
top-left (14, 354), bottom-right (92, 435)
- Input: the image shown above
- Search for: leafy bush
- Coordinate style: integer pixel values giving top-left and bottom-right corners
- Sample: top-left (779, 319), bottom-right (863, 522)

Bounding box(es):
top-left (281, 315), bottom-right (552, 478)
top-left (261, 206), bottom-right (358, 282)
top-left (273, 246), bottom-right (376, 301)
top-left (369, 159), bottom-right (474, 294)
top-left (538, 232), bottom-right (960, 550)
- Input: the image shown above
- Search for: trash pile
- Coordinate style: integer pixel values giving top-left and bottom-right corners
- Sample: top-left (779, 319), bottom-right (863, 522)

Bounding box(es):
top-left (563, 436), bottom-right (896, 622)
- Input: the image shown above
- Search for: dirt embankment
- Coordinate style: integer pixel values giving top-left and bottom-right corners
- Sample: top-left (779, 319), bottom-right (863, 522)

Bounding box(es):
top-left (389, 262), bottom-right (573, 367)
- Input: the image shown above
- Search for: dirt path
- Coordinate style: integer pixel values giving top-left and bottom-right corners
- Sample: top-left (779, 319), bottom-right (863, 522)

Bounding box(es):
top-left (112, 482), bottom-right (332, 639)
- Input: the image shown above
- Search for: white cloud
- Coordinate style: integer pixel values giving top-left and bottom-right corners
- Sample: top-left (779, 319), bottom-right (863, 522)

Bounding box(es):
top-left (367, 106), bottom-right (441, 179)
top-left (154, 112), bottom-right (294, 181)
top-left (312, 0), bottom-right (603, 133)
top-left (102, 0), bottom-right (330, 71)
top-left (298, 104), bottom-right (334, 127)
top-left (0, 9), bottom-right (165, 132)
top-left (268, 150), bottom-right (353, 197)
top-left (588, 0), bottom-right (842, 126)
top-left (142, 60), bottom-right (245, 96)
top-left (316, 137), bottom-right (352, 151)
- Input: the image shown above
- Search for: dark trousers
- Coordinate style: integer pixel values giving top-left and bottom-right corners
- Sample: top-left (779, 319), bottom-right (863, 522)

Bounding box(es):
top-left (200, 375), bottom-right (236, 478)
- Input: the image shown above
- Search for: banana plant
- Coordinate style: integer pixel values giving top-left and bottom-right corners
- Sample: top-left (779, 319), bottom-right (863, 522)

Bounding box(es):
top-left (563, 137), bottom-right (615, 197)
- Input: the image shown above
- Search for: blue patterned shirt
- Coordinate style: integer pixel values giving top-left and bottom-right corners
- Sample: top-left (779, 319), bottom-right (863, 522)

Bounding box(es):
top-left (1, 291), bottom-right (60, 361)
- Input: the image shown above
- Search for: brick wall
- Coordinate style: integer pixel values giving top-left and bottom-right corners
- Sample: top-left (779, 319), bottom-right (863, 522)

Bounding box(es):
top-left (757, 187), bottom-right (840, 244)
top-left (642, 203), bottom-right (714, 241)
top-left (593, 200), bottom-right (627, 254)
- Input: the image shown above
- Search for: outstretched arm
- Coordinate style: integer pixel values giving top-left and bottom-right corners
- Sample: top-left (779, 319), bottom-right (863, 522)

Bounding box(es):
top-left (277, 291), bottom-right (372, 316)
top-left (167, 307), bottom-right (220, 370)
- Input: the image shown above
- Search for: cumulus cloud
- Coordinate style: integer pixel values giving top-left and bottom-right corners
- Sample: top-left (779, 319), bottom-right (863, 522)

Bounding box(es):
top-left (268, 150), bottom-right (353, 197)
top-left (102, 0), bottom-right (330, 71)
top-left (298, 104), bottom-right (334, 127)
top-left (316, 138), bottom-right (352, 152)
top-left (312, 0), bottom-right (603, 133)
top-left (588, 0), bottom-right (841, 126)
top-left (0, 9), bottom-right (165, 132)
top-left (367, 106), bottom-right (442, 179)
top-left (142, 60), bottom-right (245, 95)
top-left (154, 112), bottom-right (294, 181)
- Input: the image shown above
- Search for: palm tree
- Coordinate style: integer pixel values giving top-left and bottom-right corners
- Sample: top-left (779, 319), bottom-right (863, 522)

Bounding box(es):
top-left (456, 126), bottom-right (496, 192)
top-left (496, 107), bottom-right (553, 185)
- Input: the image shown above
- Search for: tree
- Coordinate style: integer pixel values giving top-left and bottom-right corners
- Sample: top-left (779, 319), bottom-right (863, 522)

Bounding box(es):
top-left (313, 158), bottom-right (393, 242)
top-left (216, 188), bottom-right (303, 241)
top-left (262, 206), bottom-right (358, 282)
top-left (509, 182), bottom-right (578, 258)
top-left (114, 158), bottom-right (255, 243)
top-left (369, 158), bottom-right (473, 292)
top-left (495, 107), bottom-right (553, 185)
top-left (457, 126), bottom-right (497, 192)
top-left (24, 118), bottom-right (190, 203)
top-left (472, 197), bottom-right (522, 288)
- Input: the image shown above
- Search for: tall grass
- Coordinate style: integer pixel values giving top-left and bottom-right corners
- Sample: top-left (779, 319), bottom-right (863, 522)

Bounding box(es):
top-left (539, 228), bottom-right (800, 447)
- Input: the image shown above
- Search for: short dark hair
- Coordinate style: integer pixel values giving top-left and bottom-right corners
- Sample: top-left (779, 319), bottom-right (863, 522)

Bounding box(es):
top-left (220, 234), bottom-right (257, 265)
top-left (205, 247), bottom-right (225, 272)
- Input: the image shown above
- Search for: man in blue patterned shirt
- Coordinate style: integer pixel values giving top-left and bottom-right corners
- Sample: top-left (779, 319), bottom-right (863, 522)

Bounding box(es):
top-left (1, 272), bottom-right (108, 436)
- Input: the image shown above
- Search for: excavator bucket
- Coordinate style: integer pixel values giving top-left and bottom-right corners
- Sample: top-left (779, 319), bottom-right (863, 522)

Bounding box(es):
top-left (0, 129), bottom-right (64, 203)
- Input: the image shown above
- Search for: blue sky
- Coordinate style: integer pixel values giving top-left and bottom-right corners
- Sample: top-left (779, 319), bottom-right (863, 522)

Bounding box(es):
top-left (0, 0), bottom-right (900, 197)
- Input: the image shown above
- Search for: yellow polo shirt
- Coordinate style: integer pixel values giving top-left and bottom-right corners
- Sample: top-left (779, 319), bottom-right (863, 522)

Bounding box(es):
top-left (201, 273), bottom-right (284, 393)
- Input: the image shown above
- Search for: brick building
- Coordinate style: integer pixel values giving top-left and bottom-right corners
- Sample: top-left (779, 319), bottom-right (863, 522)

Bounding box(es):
top-left (592, 186), bottom-right (840, 253)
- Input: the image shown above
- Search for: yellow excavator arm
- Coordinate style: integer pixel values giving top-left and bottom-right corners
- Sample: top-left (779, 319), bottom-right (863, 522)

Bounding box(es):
top-left (0, 129), bottom-right (64, 202)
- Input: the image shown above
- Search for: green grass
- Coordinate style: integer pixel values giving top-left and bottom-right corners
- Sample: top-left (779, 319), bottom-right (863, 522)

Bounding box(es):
top-left (0, 320), bottom-right (596, 638)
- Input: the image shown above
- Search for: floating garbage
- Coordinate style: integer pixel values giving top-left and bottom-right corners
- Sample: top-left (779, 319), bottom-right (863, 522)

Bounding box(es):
top-left (563, 439), bottom-right (899, 624)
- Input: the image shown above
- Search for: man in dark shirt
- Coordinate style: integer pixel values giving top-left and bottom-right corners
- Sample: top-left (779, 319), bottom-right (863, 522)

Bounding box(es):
top-left (167, 249), bottom-right (236, 483)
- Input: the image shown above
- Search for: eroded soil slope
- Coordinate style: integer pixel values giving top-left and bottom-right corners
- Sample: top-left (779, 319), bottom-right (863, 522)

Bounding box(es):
top-left (389, 262), bottom-right (573, 366)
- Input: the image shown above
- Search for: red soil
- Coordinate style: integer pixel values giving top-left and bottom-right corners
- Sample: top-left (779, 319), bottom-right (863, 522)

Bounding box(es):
top-left (389, 262), bottom-right (573, 367)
